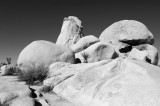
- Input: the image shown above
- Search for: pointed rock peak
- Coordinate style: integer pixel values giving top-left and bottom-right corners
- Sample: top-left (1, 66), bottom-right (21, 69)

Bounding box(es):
top-left (56, 16), bottom-right (84, 47)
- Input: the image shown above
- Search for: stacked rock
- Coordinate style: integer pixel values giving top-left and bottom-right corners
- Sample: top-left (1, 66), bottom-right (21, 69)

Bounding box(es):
top-left (15, 16), bottom-right (160, 106)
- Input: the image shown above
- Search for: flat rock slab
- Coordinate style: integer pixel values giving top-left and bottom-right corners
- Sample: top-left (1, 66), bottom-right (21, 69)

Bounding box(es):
top-left (53, 58), bottom-right (160, 106)
top-left (0, 75), bottom-right (33, 106)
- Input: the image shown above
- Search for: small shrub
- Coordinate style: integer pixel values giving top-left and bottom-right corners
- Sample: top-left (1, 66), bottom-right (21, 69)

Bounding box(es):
top-left (18, 65), bottom-right (48, 85)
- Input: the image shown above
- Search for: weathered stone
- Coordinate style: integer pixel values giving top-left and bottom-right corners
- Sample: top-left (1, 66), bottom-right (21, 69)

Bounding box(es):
top-left (56, 16), bottom-right (84, 47)
top-left (53, 58), bottom-right (160, 106)
top-left (43, 60), bottom-right (112, 88)
top-left (0, 64), bottom-right (16, 76)
top-left (17, 40), bottom-right (75, 71)
top-left (0, 76), bottom-right (32, 105)
top-left (99, 20), bottom-right (154, 45)
top-left (75, 42), bottom-right (117, 63)
top-left (113, 42), bottom-right (132, 57)
top-left (133, 44), bottom-right (158, 65)
top-left (10, 97), bottom-right (35, 106)
top-left (128, 48), bottom-right (148, 62)
top-left (71, 35), bottom-right (99, 52)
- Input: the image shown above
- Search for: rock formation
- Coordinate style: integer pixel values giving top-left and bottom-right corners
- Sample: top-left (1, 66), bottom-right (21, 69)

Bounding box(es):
top-left (1, 16), bottom-right (160, 106)
top-left (99, 20), bottom-right (154, 45)
top-left (52, 58), bottom-right (160, 106)
top-left (75, 42), bottom-right (117, 63)
top-left (17, 40), bottom-right (75, 71)
top-left (71, 35), bottom-right (99, 53)
top-left (56, 16), bottom-right (84, 47)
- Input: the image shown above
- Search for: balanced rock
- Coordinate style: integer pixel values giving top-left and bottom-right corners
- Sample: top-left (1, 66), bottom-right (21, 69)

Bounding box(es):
top-left (56, 16), bottom-right (84, 47)
top-left (133, 44), bottom-right (159, 65)
top-left (17, 40), bottom-right (75, 71)
top-left (53, 58), bottom-right (160, 106)
top-left (75, 42), bottom-right (117, 63)
top-left (99, 20), bottom-right (154, 45)
top-left (71, 35), bottom-right (99, 53)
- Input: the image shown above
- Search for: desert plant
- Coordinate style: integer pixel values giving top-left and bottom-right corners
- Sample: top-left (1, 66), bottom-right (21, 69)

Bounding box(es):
top-left (81, 52), bottom-right (89, 63)
top-left (6, 58), bottom-right (11, 65)
top-left (18, 65), bottom-right (48, 85)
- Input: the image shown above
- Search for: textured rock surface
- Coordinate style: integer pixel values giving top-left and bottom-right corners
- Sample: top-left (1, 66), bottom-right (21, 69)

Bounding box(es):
top-left (56, 16), bottom-right (84, 47)
top-left (71, 35), bottom-right (99, 53)
top-left (53, 58), bottom-right (160, 106)
top-left (128, 48), bottom-right (148, 62)
top-left (17, 40), bottom-right (75, 71)
top-left (99, 20), bottom-right (154, 45)
top-left (44, 60), bottom-right (112, 87)
top-left (75, 42), bottom-right (117, 63)
top-left (133, 44), bottom-right (159, 65)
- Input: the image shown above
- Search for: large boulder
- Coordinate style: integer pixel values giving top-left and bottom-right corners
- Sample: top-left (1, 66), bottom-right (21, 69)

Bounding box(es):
top-left (75, 42), bottom-right (117, 63)
top-left (71, 35), bottom-right (99, 53)
top-left (52, 58), bottom-right (160, 106)
top-left (56, 16), bottom-right (84, 47)
top-left (99, 20), bottom-right (154, 45)
top-left (17, 40), bottom-right (75, 71)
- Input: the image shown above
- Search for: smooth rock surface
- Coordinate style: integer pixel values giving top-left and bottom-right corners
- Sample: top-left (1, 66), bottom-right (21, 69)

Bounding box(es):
top-left (0, 75), bottom-right (32, 105)
top-left (17, 40), bottom-right (75, 71)
top-left (99, 20), bottom-right (154, 45)
top-left (75, 42), bottom-right (117, 63)
top-left (71, 35), bottom-right (99, 53)
top-left (56, 16), bottom-right (84, 47)
top-left (53, 58), bottom-right (160, 106)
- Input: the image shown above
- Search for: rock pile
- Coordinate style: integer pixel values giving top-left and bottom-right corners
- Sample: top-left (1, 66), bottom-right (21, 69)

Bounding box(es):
top-left (1, 16), bottom-right (160, 106)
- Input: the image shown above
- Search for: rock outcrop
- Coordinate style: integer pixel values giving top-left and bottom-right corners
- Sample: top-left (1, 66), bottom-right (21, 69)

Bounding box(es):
top-left (56, 16), bottom-right (84, 47)
top-left (17, 40), bottom-right (75, 71)
top-left (75, 42), bottom-right (117, 63)
top-left (133, 44), bottom-right (159, 65)
top-left (2, 16), bottom-right (160, 106)
top-left (99, 20), bottom-right (154, 45)
top-left (50, 58), bottom-right (160, 106)
top-left (71, 35), bottom-right (99, 53)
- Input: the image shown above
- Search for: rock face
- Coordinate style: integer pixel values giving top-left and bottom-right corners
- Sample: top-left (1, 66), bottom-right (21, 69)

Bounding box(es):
top-left (134, 44), bottom-right (159, 65)
top-left (43, 60), bottom-right (112, 87)
top-left (17, 40), bottom-right (75, 71)
top-left (56, 16), bottom-right (84, 47)
top-left (71, 35), bottom-right (99, 53)
top-left (99, 20), bottom-right (154, 45)
top-left (75, 42), bottom-right (117, 63)
top-left (51, 58), bottom-right (160, 106)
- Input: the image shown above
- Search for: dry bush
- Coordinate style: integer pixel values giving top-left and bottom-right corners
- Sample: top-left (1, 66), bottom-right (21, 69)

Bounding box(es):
top-left (18, 64), bottom-right (48, 85)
